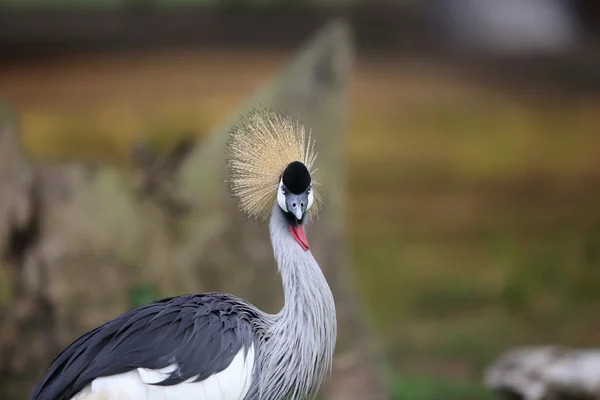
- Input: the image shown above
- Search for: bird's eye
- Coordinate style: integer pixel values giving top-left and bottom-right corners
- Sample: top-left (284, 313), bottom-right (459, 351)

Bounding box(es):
top-left (282, 188), bottom-right (286, 194)
top-left (308, 188), bottom-right (311, 194)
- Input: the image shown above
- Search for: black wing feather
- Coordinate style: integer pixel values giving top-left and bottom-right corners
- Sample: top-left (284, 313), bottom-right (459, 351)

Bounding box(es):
top-left (29, 293), bottom-right (258, 400)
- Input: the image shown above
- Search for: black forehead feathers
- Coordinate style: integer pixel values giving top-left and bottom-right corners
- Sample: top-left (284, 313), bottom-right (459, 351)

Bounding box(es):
top-left (282, 161), bottom-right (311, 195)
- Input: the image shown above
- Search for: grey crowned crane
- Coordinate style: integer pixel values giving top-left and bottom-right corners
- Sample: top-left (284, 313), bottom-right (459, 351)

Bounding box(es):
top-left (29, 110), bottom-right (337, 400)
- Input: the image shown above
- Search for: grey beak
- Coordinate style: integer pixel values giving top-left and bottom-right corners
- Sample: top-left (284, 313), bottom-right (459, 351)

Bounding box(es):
top-left (286, 192), bottom-right (308, 221)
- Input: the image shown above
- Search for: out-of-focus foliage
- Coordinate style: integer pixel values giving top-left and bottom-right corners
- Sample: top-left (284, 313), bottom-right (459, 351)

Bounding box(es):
top-left (391, 376), bottom-right (496, 400)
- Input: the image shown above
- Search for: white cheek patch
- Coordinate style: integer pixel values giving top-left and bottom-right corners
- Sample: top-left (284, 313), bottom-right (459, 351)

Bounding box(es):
top-left (307, 187), bottom-right (314, 210)
top-left (277, 180), bottom-right (287, 212)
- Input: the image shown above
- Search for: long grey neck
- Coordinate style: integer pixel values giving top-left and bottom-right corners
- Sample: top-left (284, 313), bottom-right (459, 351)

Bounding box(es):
top-left (255, 203), bottom-right (337, 400)
top-left (270, 209), bottom-right (333, 320)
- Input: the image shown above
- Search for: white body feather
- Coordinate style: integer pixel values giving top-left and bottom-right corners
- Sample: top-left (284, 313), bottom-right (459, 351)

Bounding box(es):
top-left (71, 345), bottom-right (255, 400)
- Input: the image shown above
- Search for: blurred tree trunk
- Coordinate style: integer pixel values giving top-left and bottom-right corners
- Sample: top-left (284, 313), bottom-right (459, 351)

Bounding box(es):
top-left (0, 20), bottom-right (389, 400)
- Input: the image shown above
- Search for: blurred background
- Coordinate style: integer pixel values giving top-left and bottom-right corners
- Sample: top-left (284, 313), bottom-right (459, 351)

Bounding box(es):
top-left (1, 0), bottom-right (600, 399)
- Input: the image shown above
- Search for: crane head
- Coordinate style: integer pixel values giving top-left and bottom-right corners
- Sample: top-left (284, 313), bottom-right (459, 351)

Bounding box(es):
top-left (226, 109), bottom-right (321, 227)
top-left (277, 161), bottom-right (314, 251)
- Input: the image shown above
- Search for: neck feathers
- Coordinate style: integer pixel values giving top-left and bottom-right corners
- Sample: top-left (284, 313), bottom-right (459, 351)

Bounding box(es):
top-left (257, 204), bottom-right (336, 400)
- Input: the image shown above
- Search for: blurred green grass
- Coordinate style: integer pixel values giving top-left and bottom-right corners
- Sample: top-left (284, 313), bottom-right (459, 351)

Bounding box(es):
top-left (391, 375), bottom-right (497, 400)
top-left (2, 49), bottom-right (600, 395)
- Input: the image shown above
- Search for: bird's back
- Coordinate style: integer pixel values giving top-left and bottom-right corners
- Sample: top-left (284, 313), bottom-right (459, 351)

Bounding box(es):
top-left (30, 293), bottom-right (261, 400)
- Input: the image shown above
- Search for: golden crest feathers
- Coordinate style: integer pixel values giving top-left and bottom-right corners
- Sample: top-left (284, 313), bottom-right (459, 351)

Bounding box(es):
top-left (226, 109), bottom-right (321, 221)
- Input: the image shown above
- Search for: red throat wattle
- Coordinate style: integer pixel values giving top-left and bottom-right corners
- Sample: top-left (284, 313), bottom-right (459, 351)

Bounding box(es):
top-left (289, 224), bottom-right (310, 251)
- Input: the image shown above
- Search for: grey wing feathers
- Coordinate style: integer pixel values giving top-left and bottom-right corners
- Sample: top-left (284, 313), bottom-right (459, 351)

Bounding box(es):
top-left (29, 293), bottom-right (258, 400)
